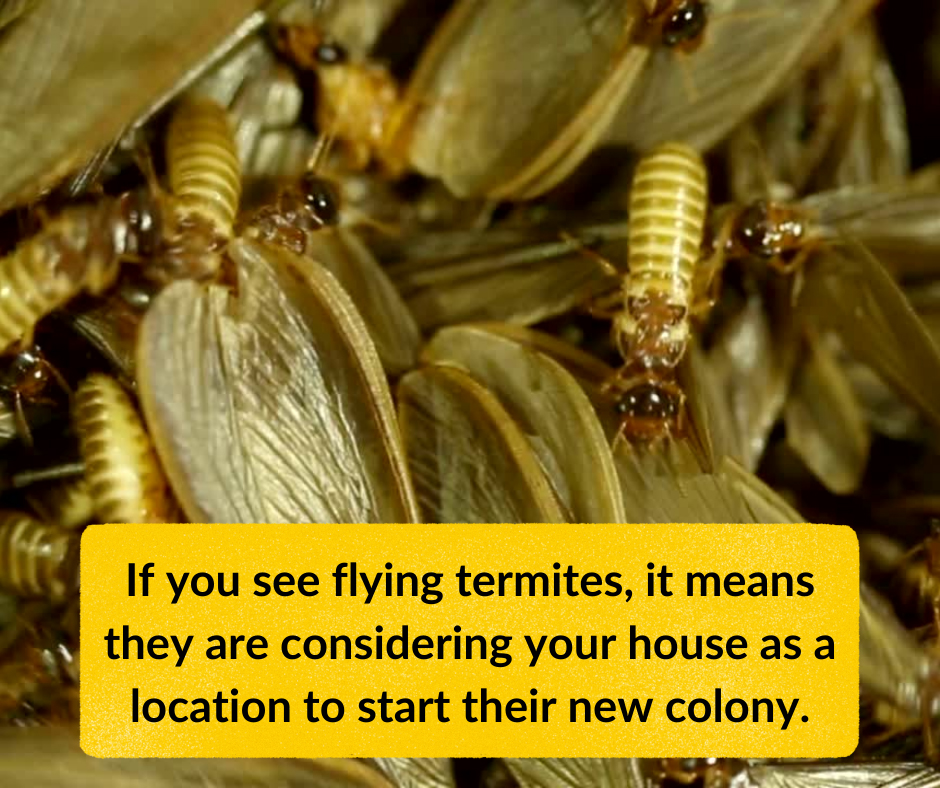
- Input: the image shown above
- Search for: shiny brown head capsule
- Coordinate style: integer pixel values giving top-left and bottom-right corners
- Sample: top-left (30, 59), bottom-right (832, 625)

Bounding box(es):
top-left (243, 173), bottom-right (342, 254)
top-left (0, 344), bottom-right (69, 447)
top-left (613, 379), bottom-right (685, 443)
top-left (654, 758), bottom-right (749, 788)
top-left (652, 1), bottom-right (709, 53)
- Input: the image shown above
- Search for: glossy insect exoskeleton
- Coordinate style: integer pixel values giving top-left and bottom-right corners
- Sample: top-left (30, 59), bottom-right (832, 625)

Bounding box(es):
top-left (0, 190), bottom-right (162, 351)
top-left (243, 171), bottom-right (342, 254)
top-left (605, 141), bottom-right (708, 443)
top-left (0, 511), bottom-right (77, 603)
top-left (720, 198), bottom-right (813, 273)
top-left (649, 0), bottom-right (709, 53)
top-left (0, 344), bottom-right (69, 446)
top-left (150, 97), bottom-right (241, 283)
top-left (73, 373), bottom-right (171, 524)
top-left (273, 24), bottom-right (404, 172)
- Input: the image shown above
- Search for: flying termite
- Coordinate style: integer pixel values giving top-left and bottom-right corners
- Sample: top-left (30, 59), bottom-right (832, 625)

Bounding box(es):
top-left (584, 141), bottom-right (710, 444)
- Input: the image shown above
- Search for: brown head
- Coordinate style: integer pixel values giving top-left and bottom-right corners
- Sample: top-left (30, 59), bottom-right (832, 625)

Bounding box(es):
top-left (0, 346), bottom-right (50, 399)
top-left (651, 1), bottom-right (709, 53)
top-left (732, 199), bottom-right (807, 259)
top-left (614, 379), bottom-right (683, 443)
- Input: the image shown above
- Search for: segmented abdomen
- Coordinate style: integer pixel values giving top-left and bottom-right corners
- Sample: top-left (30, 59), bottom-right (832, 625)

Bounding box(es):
top-left (0, 511), bottom-right (77, 602)
top-left (74, 374), bottom-right (170, 524)
top-left (165, 97), bottom-right (241, 236)
top-left (627, 142), bottom-right (707, 306)
top-left (26, 477), bottom-right (94, 531)
top-left (0, 208), bottom-right (122, 351)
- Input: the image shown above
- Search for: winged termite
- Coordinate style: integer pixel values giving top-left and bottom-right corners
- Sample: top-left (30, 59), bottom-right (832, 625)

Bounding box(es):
top-left (0, 511), bottom-right (77, 603)
top-left (0, 725), bottom-right (399, 788)
top-left (0, 0), bottom-right (269, 213)
top-left (73, 373), bottom-right (173, 524)
top-left (136, 236), bottom-right (418, 524)
top-left (604, 0), bottom-right (879, 155)
top-left (783, 329), bottom-right (871, 496)
top-left (397, 364), bottom-right (566, 524)
top-left (421, 324), bottom-right (626, 523)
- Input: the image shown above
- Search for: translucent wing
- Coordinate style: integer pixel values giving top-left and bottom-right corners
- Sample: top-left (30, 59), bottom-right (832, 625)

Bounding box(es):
top-left (796, 236), bottom-right (940, 429)
top-left (399, 0), bottom-right (646, 198)
top-left (784, 329), bottom-right (870, 495)
top-left (423, 324), bottom-right (625, 523)
top-left (300, 228), bottom-right (421, 375)
top-left (398, 364), bottom-right (566, 523)
top-left (388, 223), bottom-right (621, 331)
top-left (606, 0), bottom-right (871, 153)
top-left (0, 0), bottom-right (266, 211)
top-left (136, 237), bottom-right (418, 524)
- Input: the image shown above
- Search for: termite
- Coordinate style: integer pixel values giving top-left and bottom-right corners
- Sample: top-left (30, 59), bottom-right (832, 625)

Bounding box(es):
top-left (0, 190), bottom-right (161, 352)
top-left (0, 511), bottom-right (78, 603)
top-left (73, 373), bottom-right (172, 524)
top-left (272, 24), bottom-right (405, 174)
top-left (0, 344), bottom-right (70, 447)
top-left (595, 142), bottom-right (709, 443)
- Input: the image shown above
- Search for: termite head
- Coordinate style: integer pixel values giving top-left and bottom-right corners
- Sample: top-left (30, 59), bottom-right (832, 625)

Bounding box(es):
top-left (652, 1), bottom-right (709, 53)
top-left (620, 294), bottom-right (690, 370)
top-left (614, 379), bottom-right (683, 443)
top-left (0, 346), bottom-right (50, 398)
top-left (732, 199), bottom-right (806, 259)
top-left (115, 189), bottom-right (162, 258)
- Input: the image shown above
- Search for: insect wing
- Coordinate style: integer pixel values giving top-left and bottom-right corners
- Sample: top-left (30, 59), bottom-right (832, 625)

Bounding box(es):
top-left (423, 325), bottom-right (626, 523)
top-left (796, 235), bottom-right (940, 430)
top-left (749, 763), bottom-right (940, 788)
top-left (783, 330), bottom-right (870, 496)
top-left (397, 364), bottom-right (566, 524)
top-left (300, 228), bottom-right (421, 375)
top-left (399, 0), bottom-right (646, 198)
top-left (136, 237), bottom-right (418, 524)
top-left (605, 0), bottom-right (871, 154)
top-left (0, 0), bottom-right (266, 211)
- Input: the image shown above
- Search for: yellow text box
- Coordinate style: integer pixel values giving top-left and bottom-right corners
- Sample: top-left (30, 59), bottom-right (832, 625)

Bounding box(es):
top-left (80, 523), bottom-right (858, 758)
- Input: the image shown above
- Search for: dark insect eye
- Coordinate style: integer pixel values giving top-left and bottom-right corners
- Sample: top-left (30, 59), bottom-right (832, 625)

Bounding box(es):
top-left (314, 41), bottom-right (348, 65)
top-left (662, 2), bottom-right (707, 48)
top-left (301, 174), bottom-right (340, 226)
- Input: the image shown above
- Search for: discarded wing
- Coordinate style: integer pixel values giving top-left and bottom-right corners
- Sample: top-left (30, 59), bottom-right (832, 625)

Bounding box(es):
top-left (136, 237), bottom-right (419, 524)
